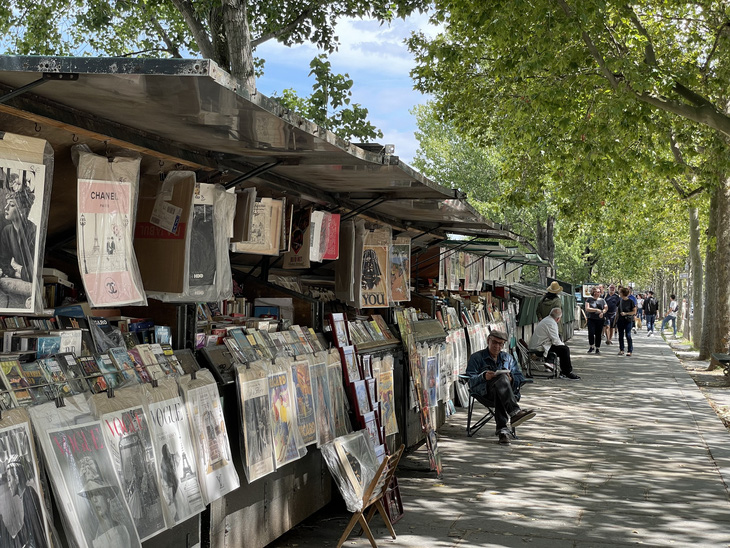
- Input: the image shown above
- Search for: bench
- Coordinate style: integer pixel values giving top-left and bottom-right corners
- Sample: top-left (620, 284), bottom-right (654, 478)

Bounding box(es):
top-left (711, 353), bottom-right (730, 376)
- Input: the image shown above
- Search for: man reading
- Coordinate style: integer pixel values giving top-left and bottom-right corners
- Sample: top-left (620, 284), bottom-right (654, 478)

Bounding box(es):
top-left (465, 330), bottom-right (536, 445)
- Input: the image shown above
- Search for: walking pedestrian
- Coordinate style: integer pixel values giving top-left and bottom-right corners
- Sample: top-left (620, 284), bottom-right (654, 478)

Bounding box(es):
top-left (643, 291), bottom-right (658, 336)
top-left (660, 294), bottom-right (679, 338)
top-left (585, 287), bottom-right (607, 354)
top-left (616, 287), bottom-right (637, 356)
top-left (636, 293), bottom-right (644, 330)
top-left (603, 284), bottom-right (621, 345)
top-left (628, 287), bottom-right (638, 334)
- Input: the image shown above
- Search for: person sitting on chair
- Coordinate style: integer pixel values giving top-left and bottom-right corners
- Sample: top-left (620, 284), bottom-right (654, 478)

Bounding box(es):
top-left (466, 330), bottom-right (536, 445)
top-left (529, 308), bottom-right (581, 380)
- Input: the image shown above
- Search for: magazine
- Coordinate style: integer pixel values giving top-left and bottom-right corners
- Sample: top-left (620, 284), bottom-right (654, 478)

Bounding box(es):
top-left (236, 366), bottom-right (275, 482)
top-left (289, 358), bottom-right (317, 446)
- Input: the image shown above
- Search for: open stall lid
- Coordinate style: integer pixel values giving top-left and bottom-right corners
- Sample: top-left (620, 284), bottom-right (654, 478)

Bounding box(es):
top-left (0, 55), bottom-right (514, 241)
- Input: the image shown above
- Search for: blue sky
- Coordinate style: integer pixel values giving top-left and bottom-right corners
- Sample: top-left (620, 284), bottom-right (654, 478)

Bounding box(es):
top-left (255, 12), bottom-right (439, 164)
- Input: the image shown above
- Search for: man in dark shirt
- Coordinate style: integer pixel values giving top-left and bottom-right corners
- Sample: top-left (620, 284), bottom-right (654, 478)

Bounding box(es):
top-left (466, 330), bottom-right (536, 445)
top-left (643, 291), bottom-right (659, 336)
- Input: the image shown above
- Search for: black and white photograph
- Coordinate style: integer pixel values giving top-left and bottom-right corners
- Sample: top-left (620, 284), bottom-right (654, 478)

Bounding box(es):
top-left (0, 160), bottom-right (46, 313)
top-left (97, 406), bottom-right (166, 541)
top-left (0, 420), bottom-right (50, 548)
top-left (240, 376), bottom-right (275, 482)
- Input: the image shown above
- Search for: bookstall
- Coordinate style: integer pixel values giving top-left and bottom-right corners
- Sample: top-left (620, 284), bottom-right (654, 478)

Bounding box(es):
top-left (0, 55), bottom-right (526, 548)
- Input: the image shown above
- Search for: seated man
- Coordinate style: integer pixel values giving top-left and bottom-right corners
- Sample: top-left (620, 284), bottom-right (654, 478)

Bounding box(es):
top-left (529, 308), bottom-right (581, 380)
top-left (466, 330), bottom-right (536, 445)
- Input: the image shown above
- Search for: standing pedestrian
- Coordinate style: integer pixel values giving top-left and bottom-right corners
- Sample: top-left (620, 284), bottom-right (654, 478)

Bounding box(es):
top-left (636, 293), bottom-right (644, 331)
top-left (661, 294), bottom-right (679, 338)
top-left (537, 281), bottom-right (564, 338)
top-left (616, 287), bottom-right (637, 356)
top-left (628, 287), bottom-right (638, 334)
top-left (585, 287), bottom-right (607, 354)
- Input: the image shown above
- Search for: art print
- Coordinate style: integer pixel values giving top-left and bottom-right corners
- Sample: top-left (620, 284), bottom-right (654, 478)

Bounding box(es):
top-left (240, 376), bottom-right (275, 482)
top-left (389, 241), bottom-right (410, 303)
top-left (310, 360), bottom-right (335, 446)
top-left (147, 393), bottom-right (206, 523)
top-left (0, 159), bottom-right (46, 313)
top-left (379, 370), bottom-right (398, 436)
top-left (327, 364), bottom-right (350, 438)
top-left (0, 420), bottom-right (51, 548)
top-left (98, 406), bottom-right (166, 540)
top-left (268, 371), bottom-right (300, 467)
top-left (76, 150), bottom-right (145, 307)
top-left (360, 244), bottom-right (390, 308)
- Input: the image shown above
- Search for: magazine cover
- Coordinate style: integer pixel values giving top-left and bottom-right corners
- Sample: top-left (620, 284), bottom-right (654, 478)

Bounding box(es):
top-left (389, 239), bottom-right (411, 303)
top-left (90, 393), bottom-right (167, 540)
top-left (29, 395), bottom-right (141, 548)
top-left (0, 408), bottom-right (52, 548)
top-left (143, 379), bottom-right (206, 523)
top-left (282, 207), bottom-right (311, 269)
top-left (360, 227), bottom-right (391, 308)
top-left (39, 356), bottom-right (75, 396)
top-left (290, 358), bottom-right (317, 446)
top-left (0, 151), bottom-right (48, 314)
top-left (18, 360), bottom-right (53, 404)
top-left (178, 370), bottom-right (239, 503)
top-left (236, 367), bottom-right (275, 482)
top-left (310, 359), bottom-right (335, 447)
top-left (268, 368), bottom-right (302, 468)
top-left (0, 368), bottom-right (16, 409)
top-left (76, 147), bottom-right (146, 307)
top-left (57, 352), bottom-right (89, 394)
top-left (0, 357), bottom-right (31, 406)
top-left (327, 363), bottom-right (351, 438)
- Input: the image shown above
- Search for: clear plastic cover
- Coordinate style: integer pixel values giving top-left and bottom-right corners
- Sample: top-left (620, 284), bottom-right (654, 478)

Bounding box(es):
top-left (267, 357), bottom-right (307, 468)
top-left (234, 363), bottom-right (275, 483)
top-left (29, 394), bottom-right (141, 548)
top-left (177, 369), bottom-right (239, 503)
top-left (308, 351), bottom-right (336, 447)
top-left (0, 132), bottom-right (53, 314)
top-left (88, 387), bottom-right (168, 541)
top-left (321, 430), bottom-right (380, 513)
top-left (360, 225), bottom-right (392, 309)
top-left (141, 378), bottom-right (207, 520)
top-left (389, 236), bottom-right (411, 304)
top-left (150, 182), bottom-right (234, 303)
top-left (73, 145), bottom-right (147, 307)
top-left (0, 406), bottom-right (53, 548)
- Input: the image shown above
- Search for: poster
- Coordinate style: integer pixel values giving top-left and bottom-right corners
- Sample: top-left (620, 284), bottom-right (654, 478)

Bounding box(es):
top-left (238, 373), bottom-right (275, 482)
top-left (29, 396), bottom-right (140, 548)
top-left (0, 158), bottom-right (46, 313)
top-left (360, 228), bottom-right (391, 308)
top-left (76, 150), bottom-right (145, 306)
top-left (145, 381), bottom-right (206, 523)
top-left (179, 371), bottom-right (239, 503)
top-left (282, 207), bottom-right (311, 269)
top-left (94, 401), bottom-right (167, 540)
top-left (390, 239), bottom-right (411, 303)
top-left (0, 415), bottom-right (51, 548)
top-left (379, 369), bottom-right (398, 436)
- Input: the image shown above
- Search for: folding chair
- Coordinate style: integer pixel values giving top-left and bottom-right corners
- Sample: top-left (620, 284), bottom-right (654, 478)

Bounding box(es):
top-left (517, 339), bottom-right (559, 379)
top-left (458, 374), bottom-right (532, 438)
top-left (337, 444), bottom-right (405, 548)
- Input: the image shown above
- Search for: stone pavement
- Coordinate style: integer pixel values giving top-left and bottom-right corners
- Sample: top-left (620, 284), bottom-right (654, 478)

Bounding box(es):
top-left (267, 329), bottom-right (730, 548)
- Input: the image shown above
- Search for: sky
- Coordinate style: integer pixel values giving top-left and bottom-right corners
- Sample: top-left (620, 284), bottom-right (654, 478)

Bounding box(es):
top-left (254, 12), bottom-right (440, 165)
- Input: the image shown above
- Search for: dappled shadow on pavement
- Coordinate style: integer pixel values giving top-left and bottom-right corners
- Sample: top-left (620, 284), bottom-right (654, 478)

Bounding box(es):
top-left (266, 329), bottom-right (730, 548)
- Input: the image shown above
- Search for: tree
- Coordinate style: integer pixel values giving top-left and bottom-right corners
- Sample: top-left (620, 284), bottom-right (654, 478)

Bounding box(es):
top-left (2, 0), bottom-right (426, 135)
top-left (408, 0), bottom-right (730, 355)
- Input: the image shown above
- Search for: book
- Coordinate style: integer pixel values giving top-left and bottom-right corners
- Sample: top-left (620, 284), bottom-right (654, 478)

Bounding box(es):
top-left (231, 186), bottom-right (256, 243)
top-left (232, 197), bottom-right (283, 256)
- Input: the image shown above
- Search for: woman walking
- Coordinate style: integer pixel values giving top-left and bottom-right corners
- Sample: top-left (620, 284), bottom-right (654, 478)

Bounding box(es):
top-left (616, 287), bottom-right (637, 356)
top-left (584, 287), bottom-right (607, 354)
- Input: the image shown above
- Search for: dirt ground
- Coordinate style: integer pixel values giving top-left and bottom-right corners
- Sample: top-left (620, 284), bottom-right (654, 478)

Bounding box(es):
top-left (671, 338), bottom-right (730, 428)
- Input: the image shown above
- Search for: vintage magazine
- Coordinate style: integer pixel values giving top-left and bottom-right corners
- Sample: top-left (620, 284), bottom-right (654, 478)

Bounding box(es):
top-left (327, 363), bottom-right (351, 438)
top-left (268, 366), bottom-right (304, 468)
top-left (360, 227), bottom-right (391, 308)
top-left (89, 391), bottom-right (168, 540)
top-left (28, 395), bottom-right (140, 548)
top-left (389, 238), bottom-right (411, 303)
top-left (282, 207), bottom-right (312, 269)
top-left (142, 379), bottom-right (206, 522)
top-left (178, 370), bottom-right (239, 503)
top-left (76, 148), bottom-right (146, 307)
top-left (0, 408), bottom-right (52, 548)
top-left (289, 358), bottom-right (317, 445)
top-left (310, 357), bottom-right (336, 447)
top-left (379, 369), bottom-right (398, 436)
top-left (236, 365), bottom-right (275, 482)
top-left (232, 197), bottom-right (283, 256)
top-left (0, 136), bottom-right (50, 314)
top-left (0, 356), bottom-right (31, 406)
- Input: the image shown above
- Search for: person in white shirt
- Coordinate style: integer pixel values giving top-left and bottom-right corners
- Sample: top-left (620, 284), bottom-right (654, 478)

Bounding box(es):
top-left (529, 308), bottom-right (580, 380)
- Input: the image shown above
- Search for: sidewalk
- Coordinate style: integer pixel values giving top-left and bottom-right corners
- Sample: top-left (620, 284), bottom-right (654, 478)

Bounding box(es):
top-left (267, 330), bottom-right (730, 547)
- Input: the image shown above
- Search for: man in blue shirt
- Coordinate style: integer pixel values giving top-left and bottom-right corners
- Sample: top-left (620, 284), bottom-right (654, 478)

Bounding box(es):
top-left (466, 330), bottom-right (536, 445)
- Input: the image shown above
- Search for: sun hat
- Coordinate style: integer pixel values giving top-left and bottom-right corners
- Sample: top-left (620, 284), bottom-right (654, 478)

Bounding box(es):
top-left (547, 281), bottom-right (562, 294)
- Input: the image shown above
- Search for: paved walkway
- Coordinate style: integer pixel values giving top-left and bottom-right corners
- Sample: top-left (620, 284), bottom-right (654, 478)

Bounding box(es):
top-left (268, 330), bottom-right (730, 547)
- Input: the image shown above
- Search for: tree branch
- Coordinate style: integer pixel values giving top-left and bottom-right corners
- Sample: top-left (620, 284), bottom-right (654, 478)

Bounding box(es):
top-left (169, 0), bottom-right (216, 60)
top-left (702, 21), bottom-right (730, 75)
top-left (251, 8), bottom-right (314, 48)
top-left (668, 134), bottom-right (706, 199)
top-left (149, 15), bottom-right (182, 58)
top-left (625, 6), bottom-right (656, 66)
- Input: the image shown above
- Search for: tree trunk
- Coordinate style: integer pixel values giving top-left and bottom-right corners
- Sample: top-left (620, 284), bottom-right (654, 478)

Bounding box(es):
top-left (700, 187), bottom-right (719, 360)
top-left (222, 0), bottom-right (257, 94)
top-left (714, 175), bottom-right (730, 354)
top-left (536, 215), bottom-right (555, 285)
top-left (689, 206), bottom-right (703, 347)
